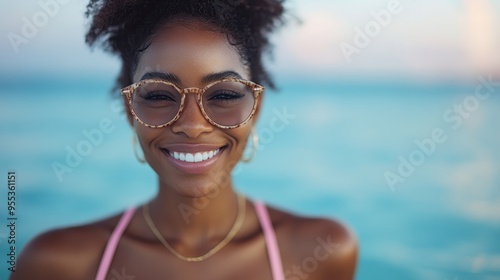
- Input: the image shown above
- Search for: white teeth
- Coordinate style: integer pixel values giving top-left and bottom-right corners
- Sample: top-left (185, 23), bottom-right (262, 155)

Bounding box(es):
top-left (169, 149), bottom-right (220, 163)
top-left (194, 153), bottom-right (202, 162)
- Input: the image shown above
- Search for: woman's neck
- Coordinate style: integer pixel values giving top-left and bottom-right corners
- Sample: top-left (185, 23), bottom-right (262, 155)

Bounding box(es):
top-left (148, 180), bottom-right (242, 242)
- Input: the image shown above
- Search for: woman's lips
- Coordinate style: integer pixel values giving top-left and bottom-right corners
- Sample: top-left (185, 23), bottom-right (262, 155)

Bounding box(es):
top-left (160, 145), bottom-right (226, 174)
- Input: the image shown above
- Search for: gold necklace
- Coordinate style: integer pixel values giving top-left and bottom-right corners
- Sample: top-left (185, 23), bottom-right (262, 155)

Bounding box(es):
top-left (142, 194), bottom-right (246, 262)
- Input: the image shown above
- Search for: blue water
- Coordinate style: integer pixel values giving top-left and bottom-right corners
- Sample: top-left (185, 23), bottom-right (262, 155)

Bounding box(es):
top-left (1, 76), bottom-right (499, 279)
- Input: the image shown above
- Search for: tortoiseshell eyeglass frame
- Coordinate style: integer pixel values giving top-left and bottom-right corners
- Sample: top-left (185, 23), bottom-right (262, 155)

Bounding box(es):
top-left (120, 78), bottom-right (264, 129)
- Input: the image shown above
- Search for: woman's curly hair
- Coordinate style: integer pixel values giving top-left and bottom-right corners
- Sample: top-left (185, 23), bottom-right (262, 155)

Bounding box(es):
top-left (84, 0), bottom-right (286, 94)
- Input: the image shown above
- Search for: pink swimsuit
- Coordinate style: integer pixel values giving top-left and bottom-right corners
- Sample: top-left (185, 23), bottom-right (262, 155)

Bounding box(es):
top-left (95, 201), bottom-right (285, 280)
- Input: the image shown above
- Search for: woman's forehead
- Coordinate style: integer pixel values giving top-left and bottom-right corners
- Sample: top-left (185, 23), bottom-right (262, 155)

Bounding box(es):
top-left (133, 23), bottom-right (249, 85)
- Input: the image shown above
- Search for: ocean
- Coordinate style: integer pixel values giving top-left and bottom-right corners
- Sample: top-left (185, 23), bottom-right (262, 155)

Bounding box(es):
top-left (1, 76), bottom-right (499, 279)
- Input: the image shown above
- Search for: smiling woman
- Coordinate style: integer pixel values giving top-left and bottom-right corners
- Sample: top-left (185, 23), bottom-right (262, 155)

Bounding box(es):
top-left (11, 1), bottom-right (357, 279)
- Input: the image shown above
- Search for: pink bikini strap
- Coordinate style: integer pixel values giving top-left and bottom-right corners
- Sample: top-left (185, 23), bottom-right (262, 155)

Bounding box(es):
top-left (95, 207), bottom-right (136, 280)
top-left (96, 203), bottom-right (284, 280)
top-left (254, 201), bottom-right (285, 280)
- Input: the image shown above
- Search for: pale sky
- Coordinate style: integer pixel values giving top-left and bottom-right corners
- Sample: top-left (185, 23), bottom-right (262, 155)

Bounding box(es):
top-left (1, 0), bottom-right (499, 81)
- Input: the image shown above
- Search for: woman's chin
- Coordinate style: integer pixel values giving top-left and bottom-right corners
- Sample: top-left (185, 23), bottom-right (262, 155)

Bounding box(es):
top-left (161, 177), bottom-right (227, 199)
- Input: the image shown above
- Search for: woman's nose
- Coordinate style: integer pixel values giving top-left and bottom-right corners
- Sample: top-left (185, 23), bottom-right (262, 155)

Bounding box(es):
top-left (170, 94), bottom-right (213, 138)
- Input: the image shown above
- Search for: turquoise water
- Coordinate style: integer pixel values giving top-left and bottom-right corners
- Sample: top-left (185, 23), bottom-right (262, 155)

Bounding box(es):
top-left (1, 76), bottom-right (499, 279)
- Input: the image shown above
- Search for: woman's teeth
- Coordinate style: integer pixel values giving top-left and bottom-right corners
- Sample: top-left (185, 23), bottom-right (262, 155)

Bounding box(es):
top-left (169, 149), bottom-right (221, 163)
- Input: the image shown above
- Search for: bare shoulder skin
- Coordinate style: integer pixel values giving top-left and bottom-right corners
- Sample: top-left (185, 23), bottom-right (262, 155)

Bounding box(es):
top-left (268, 206), bottom-right (358, 280)
top-left (10, 214), bottom-right (121, 280)
top-left (12, 203), bottom-right (357, 280)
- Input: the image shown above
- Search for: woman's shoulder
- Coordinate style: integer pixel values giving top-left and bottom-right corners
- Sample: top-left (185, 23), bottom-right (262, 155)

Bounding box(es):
top-left (11, 211), bottom-right (126, 280)
top-left (267, 205), bottom-right (358, 279)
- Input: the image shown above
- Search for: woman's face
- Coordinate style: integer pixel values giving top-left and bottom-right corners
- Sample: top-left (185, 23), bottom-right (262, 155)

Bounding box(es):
top-left (130, 20), bottom-right (259, 197)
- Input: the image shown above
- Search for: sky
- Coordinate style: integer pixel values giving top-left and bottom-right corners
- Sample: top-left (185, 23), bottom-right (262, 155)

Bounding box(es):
top-left (1, 0), bottom-right (499, 83)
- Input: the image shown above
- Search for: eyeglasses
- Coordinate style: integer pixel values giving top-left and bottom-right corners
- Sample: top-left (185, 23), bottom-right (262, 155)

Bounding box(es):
top-left (121, 78), bottom-right (264, 129)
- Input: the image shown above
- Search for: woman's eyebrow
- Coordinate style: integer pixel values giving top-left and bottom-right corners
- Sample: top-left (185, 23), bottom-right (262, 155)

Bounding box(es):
top-left (201, 71), bottom-right (243, 84)
top-left (140, 70), bottom-right (243, 85)
top-left (140, 72), bottom-right (181, 84)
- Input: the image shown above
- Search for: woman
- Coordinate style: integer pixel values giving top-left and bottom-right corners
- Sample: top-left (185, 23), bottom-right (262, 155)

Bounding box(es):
top-left (13, 1), bottom-right (357, 279)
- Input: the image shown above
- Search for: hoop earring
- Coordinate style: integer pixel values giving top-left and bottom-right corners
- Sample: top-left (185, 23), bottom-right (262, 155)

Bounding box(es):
top-left (132, 134), bottom-right (146, 164)
top-left (241, 127), bottom-right (258, 163)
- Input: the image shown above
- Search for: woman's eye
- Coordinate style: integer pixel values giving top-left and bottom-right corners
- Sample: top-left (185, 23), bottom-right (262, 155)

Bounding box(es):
top-left (141, 91), bottom-right (176, 102)
top-left (208, 90), bottom-right (245, 102)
